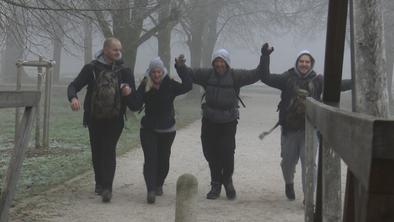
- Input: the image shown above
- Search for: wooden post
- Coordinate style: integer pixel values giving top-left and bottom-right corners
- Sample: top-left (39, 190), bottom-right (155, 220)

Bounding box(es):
top-left (0, 107), bottom-right (36, 222)
top-left (175, 174), bottom-right (198, 222)
top-left (42, 66), bottom-right (52, 149)
top-left (14, 62), bottom-right (22, 141)
top-left (35, 56), bottom-right (43, 149)
top-left (318, 0), bottom-right (349, 221)
top-left (349, 0), bottom-right (390, 221)
top-left (305, 118), bottom-right (317, 222)
top-left (322, 142), bottom-right (342, 222)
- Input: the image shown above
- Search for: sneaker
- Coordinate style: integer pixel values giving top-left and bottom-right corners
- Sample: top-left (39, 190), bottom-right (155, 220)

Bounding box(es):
top-left (285, 184), bottom-right (295, 200)
top-left (223, 179), bottom-right (236, 200)
top-left (95, 184), bottom-right (103, 195)
top-left (155, 186), bottom-right (163, 196)
top-left (147, 191), bottom-right (156, 204)
top-left (206, 182), bottom-right (221, 200)
top-left (101, 189), bottom-right (112, 203)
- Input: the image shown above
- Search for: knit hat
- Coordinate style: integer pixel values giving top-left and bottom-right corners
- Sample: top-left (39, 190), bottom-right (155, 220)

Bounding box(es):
top-left (144, 57), bottom-right (168, 92)
top-left (211, 48), bottom-right (231, 67)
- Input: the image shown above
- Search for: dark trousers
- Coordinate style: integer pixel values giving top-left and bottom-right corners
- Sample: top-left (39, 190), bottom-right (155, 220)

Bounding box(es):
top-left (140, 128), bottom-right (176, 192)
top-left (88, 118), bottom-right (123, 191)
top-left (201, 117), bottom-right (238, 184)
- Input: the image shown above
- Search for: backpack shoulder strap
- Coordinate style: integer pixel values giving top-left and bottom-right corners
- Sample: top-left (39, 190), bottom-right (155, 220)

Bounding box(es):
top-left (230, 70), bottom-right (246, 108)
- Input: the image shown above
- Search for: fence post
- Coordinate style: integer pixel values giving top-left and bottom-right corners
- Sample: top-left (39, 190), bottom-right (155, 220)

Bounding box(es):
top-left (305, 118), bottom-right (318, 222)
top-left (35, 56), bottom-right (43, 149)
top-left (0, 107), bottom-right (36, 222)
top-left (42, 65), bottom-right (53, 149)
top-left (14, 61), bottom-right (22, 141)
top-left (175, 174), bottom-right (198, 222)
top-left (322, 142), bottom-right (342, 222)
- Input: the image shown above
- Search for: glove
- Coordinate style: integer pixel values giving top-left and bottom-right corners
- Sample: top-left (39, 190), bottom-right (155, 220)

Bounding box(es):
top-left (261, 43), bottom-right (274, 56)
top-left (175, 54), bottom-right (186, 67)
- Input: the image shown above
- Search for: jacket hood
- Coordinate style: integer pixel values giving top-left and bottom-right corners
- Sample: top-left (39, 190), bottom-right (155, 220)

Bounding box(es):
top-left (211, 48), bottom-right (231, 67)
top-left (94, 49), bottom-right (123, 65)
top-left (294, 50), bottom-right (315, 78)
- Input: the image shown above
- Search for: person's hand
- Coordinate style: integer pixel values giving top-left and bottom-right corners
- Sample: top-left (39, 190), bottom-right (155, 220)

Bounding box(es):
top-left (175, 54), bottom-right (186, 67)
top-left (261, 43), bottom-right (274, 56)
top-left (70, 97), bottom-right (80, 111)
top-left (120, 83), bottom-right (132, 96)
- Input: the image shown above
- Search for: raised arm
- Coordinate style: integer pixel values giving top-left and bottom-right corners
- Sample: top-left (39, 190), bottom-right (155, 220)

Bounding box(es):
top-left (260, 43), bottom-right (288, 91)
top-left (174, 54), bottom-right (211, 86)
top-left (170, 67), bottom-right (193, 96)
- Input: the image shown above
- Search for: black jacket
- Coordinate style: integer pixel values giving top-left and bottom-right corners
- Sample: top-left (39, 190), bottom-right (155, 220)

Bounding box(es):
top-left (175, 56), bottom-right (264, 123)
top-left (134, 72), bottom-right (192, 130)
top-left (260, 55), bottom-right (352, 131)
top-left (67, 60), bottom-right (138, 126)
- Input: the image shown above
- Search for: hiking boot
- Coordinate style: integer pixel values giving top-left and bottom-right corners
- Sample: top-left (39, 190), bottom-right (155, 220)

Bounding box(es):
top-left (101, 189), bottom-right (112, 203)
top-left (155, 186), bottom-right (163, 196)
top-left (285, 183), bottom-right (295, 200)
top-left (223, 179), bottom-right (236, 200)
top-left (147, 191), bottom-right (156, 204)
top-left (95, 184), bottom-right (103, 195)
top-left (206, 182), bottom-right (221, 200)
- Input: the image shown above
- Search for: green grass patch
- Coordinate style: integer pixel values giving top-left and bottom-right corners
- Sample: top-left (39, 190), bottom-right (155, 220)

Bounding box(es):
top-left (0, 85), bottom-right (201, 202)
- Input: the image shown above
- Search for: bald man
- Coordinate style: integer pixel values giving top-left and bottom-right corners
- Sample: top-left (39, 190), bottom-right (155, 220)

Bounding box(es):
top-left (67, 37), bottom-right (138, 203)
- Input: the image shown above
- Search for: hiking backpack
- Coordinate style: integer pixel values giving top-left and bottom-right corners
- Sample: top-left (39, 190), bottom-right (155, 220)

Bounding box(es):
top-left (90, 63), bottom-right (122, 119)
top-left (281, 74), bottom-right (320, 130)
top-left (200, 70), bottom-right (246, 108)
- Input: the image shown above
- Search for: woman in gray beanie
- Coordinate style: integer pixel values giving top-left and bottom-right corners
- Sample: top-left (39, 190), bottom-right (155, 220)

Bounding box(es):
top-left (134, 57), bottom-right (192, 204)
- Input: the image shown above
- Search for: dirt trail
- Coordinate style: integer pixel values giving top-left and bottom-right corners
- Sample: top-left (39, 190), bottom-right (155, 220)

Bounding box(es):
top-left (20, 90), bottom-right (305, 222)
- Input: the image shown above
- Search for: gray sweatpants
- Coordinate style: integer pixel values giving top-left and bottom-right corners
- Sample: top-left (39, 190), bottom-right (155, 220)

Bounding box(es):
top-left (280, 128), bottom-right (317, 194)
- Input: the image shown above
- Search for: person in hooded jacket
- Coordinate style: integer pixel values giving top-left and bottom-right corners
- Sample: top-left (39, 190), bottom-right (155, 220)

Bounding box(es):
top-left (174, 47), bottom-right (265, 200)
top-left (133, 57), bottom-right (192, 204)
top-left (67, 37), bottom-right (138, 203)
top-left (260, 43), bottom-right (351, 202)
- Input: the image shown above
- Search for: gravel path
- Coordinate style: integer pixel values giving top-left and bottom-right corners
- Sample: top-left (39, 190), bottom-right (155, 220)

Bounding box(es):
top-left (30, 90), bottom-right (305, 222)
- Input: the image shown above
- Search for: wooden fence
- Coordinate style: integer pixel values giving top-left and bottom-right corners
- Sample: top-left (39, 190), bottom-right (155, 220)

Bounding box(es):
top-left (0, 91), bottom-right (40, 222)
top-left (15, 58), bottom-right (55, 149)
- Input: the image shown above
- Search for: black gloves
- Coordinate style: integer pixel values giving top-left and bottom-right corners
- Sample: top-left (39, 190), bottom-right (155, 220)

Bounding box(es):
top-left (261, 43), bottom-right (274, 56)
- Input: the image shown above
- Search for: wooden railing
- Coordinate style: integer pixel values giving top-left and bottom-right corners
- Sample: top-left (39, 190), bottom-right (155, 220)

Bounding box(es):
top-left (0, 91), bottom-right (40, 222)
top-left (304, 98), bottom-right (394, 222)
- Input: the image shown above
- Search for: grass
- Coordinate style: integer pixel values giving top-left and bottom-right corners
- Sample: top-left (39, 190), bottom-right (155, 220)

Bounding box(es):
top-left (0, 84), bottom-right (201, 203)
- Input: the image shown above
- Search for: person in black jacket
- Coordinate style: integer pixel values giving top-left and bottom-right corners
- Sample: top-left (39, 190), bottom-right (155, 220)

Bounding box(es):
top-left (174, 48), bottom-right (265, 200)
top-left (67, 37), bottom-right (138, 203)
top-left (134, 57), bottom-right (192, 204)
top-left (260, 43), bottom-right (351, 202)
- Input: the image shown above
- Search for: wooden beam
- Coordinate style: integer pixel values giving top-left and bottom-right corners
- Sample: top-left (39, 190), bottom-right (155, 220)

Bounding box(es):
top-left (0, 91), bottom-right (41, 108)
top-left (0, 107), bottom-right (35, 222)
top-left (322, 0), bottom-right (349, 103)
top-left (306, 98), bottom-right (376, 189)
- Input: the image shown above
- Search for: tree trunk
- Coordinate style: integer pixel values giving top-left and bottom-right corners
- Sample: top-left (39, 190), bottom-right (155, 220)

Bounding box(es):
top-left (84, 18), bottom-right (93, 64)
top-left (351, 0), bottom-right (390, 117)
top-left (1, 27), bottom-right (25, 82)
top-left (201, 4), bottom-right (222, 67)
top-left (158, 0), bottom-right (172, 71)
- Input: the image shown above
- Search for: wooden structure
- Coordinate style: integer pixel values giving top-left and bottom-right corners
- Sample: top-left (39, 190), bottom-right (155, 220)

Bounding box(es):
top-left (0, 91), bottom-right (40, 222)
top-left (15, 58), bottom-right (55, 149)
top-left (304, 0), bottom-right (393, 222)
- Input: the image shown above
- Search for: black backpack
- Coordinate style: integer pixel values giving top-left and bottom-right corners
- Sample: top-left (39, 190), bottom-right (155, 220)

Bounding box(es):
top-left (201, 71), bottom-right (246, 108)
top-left (90, 63), bottom-right (122, 119)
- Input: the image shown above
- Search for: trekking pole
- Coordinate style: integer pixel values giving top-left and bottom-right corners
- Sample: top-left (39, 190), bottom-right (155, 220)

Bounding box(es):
top-left (259, 121), bottom-right (280, 140)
